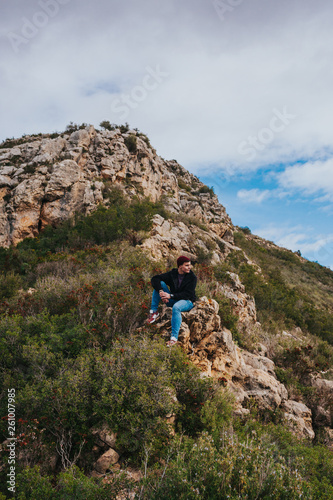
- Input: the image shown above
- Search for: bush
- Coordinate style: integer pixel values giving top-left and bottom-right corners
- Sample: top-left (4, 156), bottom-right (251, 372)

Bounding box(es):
top-left (234, 261), bottom-right (333, 344)
top-left (239, 226), bottom-right (252, 235)
top-left (137, 132), bottom-right (153, 150)
top-left (169, 350), bottom-right (233, 438)
top-left (65, 122), bottom-right (87, 134)
top-left (142, 432), bottom-right (310, 499)
top-left (119, 123), bottom-right (130, 133)
top-left (0, 271), bottom-right (23, 299)
top-left (99, 120), bottom-right (117, 131)
top-left (0, 191), bottom-right (166, 279)
top-left (15, 465), bottom-right (130, 499)
top-left (197, 185), bottom-right (214, 197)
top-left (177, 179), bottom-right (191, 192)
top-left (214, 293), bottom-right (238, 336)
top-left (124, 134), bottom-right (137, 153)
top-left (231, 230), bottom-right (333, 343)
top-left (194, 245), bottom-right (213, 265)
top-left (93, 337), bottom-right (179, 454)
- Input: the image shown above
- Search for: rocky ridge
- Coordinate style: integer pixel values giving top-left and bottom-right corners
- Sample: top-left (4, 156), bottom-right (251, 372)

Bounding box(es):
top-left (0, 125), bottom-right (232, 249)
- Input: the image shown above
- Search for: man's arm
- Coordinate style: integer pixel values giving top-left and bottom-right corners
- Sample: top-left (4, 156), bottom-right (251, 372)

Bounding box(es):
top-left (151, 271), bottom-right (173, 291)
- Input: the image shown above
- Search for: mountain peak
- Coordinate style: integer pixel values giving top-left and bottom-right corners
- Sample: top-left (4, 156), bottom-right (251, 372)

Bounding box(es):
top-left (0, 124), bottom-right (232, 248)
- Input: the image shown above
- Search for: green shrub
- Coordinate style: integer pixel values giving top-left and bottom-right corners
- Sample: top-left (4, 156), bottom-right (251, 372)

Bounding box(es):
top-left (99, 120), bottom-right (117, 131)
top-left (16, 466), bottom-right (54, 499)
top-left (142, 432), bottom-right (310, 499)
top-left (213, 264), bottom-right (234, 285)
top-left (231, 230), bottom-right (333, 343)
top-left (194, 245), bottom-right (213, 265)
top-left (119, 123), bottom-right (130, 133)
top-left (65, 122), bottom-right (87, 134)
top-left (214, 293), bottom-right (238, 335)
top-left (230, 259), bottom-right (333, 344)
top-left (0, 271), bottom-right (23, 299)
top-left (177, 179), bottom-right (191, 192)
top-left (124, 134), bottom-right (137, 153)
top-left (137, 132), bottom-right (153, 150)
top-left (197, 185), bottom-right (214, 197)
top-left (93, 337), bottom-right (179, 453)
top-left (0, 192), bottom-right (166, 278)
top-left (169, 350), bottom-right (233, 438)
top-left (239, 226), bottom-right (252, 235)
top-left (15, 465), bottom-right (130, 499)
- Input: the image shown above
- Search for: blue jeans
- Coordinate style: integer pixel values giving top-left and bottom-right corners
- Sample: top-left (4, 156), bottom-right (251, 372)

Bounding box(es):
top-left (151, 281), bottom-right (194, 340)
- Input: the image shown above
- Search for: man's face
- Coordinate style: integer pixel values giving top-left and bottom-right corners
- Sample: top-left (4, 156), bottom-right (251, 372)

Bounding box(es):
top-left (179, 261), bottom-right (192, 274)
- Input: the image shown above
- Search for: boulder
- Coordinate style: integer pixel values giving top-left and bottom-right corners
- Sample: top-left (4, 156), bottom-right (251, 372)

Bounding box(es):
top-left (94, 448), bottom-right (120, 474)
top-left (91, 424), bottom-right (117, 450)
top-left (282, 400), bottom-right (315, 440)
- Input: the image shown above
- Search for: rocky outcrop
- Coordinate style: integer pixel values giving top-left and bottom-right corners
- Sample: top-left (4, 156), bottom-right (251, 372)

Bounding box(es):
top-left (141, 214), bottom-right (232, 264)
top-left (90, 424), bottom-right (143, 486)
top-left (91, 424), bottom-right (117, 450)
top-left (0, 126), bottom-right (233, 247)
top-left (151, 297), bottom-right (315, 439)
top-left (216, 272), bottom-right (257, 325)
top-left (281, 400), bottom-right (315, 439)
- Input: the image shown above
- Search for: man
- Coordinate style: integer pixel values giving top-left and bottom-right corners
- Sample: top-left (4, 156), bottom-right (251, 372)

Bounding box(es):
top-left (147, 256), bottom-right (197, 347)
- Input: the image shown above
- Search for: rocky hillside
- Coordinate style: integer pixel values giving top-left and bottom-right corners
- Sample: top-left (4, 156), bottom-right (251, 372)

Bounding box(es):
top-left (1, 124), bottom-right (333, 498)
top-left (1, 123), bottom-right (332, 440)
top-left (0, 124), bottom-right (232, 249)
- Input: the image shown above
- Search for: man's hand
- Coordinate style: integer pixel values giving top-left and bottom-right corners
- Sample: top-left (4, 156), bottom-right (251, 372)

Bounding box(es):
top-left (159, 290), bottom-right (170, 303)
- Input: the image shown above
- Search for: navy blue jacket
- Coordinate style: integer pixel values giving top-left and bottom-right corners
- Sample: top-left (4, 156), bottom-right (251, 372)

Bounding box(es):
top-left (151, 268), bottom-right (197, 302)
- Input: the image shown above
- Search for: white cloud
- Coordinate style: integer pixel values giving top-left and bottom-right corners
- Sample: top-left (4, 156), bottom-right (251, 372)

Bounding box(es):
top-left (236, 187), bottom-right (291, 204)
top-left (277, 159), bottom-right (333, 201)
top-left (1, 0), bottom-right (333, 268)
top-left (1, 0), bottom-right (333, 175)
top-left (237, 189), bottom-right (271, 204)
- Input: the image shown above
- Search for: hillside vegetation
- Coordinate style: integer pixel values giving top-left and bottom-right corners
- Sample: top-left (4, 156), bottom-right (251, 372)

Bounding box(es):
top-left (0, 189), bottom-right (333, 499)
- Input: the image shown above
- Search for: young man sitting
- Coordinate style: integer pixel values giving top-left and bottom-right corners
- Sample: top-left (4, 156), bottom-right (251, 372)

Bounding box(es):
top-left (147, 256), bottom-right (197, 347)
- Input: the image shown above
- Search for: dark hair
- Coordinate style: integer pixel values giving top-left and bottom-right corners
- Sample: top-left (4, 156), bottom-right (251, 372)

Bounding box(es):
top-left (177, 256), bottom-right (191, 267)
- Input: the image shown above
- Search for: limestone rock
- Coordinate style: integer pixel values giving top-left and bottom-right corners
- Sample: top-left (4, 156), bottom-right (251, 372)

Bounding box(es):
top-left (44, 160), bottom-right (82, 201)
top-left (32, 137), bottom-right (67, 163)
top-left (91, 424), bottom-right (117, 450)
top-left (237, 367), bottom-right (288, 409)
top-left (141, 215), bottom-right (227, 264)
top-left (152, 296), bottom-right (288, 412)
top-left (282, 400), bottom-right (315, 440)
top-left (217, 272), bottom-right (257, 325)
top-left (241, 351), bottom-right (276, 378)
top-left (94, 448), bottom-right (120, 474)
top-left (0, 125), bottom-right (233, 248)
top-left (310, 374), bottom-right (333, 392)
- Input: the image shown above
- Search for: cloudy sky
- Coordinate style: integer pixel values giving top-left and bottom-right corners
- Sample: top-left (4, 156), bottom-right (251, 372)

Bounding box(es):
top-left (1, 0), bottom-right (333, 268)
